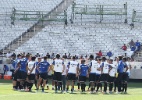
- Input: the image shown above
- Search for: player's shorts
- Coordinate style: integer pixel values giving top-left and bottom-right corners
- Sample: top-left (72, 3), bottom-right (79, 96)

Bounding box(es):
top-left (28, 74), bottom-right (35, 80)
top-left (89, 73), bottom-right (96, 82)
top-left (79, 76), bottom-right (86, 82)
top-left (13, 70), bottom-right (20, 81)
top-left (122, 72), bottom-right (129, 82)
top-left (53, 72), bottom-right (62, 82)
top-left (17, 71), bottom-right (27, 80)
top-left (96, 74), bottom-right (101, 82)
top-left (100, 74), bottom-right (108, 82)
top-left (39, 73), bottom-right (48, 80)
top-left (108, 75), bottom-right (115, 82)
top-left (67, 74), bottom-right (76, 81)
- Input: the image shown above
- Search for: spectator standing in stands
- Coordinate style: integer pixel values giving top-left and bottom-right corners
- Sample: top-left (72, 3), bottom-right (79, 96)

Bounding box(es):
top-left (46, 53), bottom-right (50, 58)
top-left (6, 51), bottom-right (12, 58)
top-left (135, 40), bottom-right (141, 51)
top-left (67, 53), bottom-right (71, 59)
top-left (121, 44), bottom-right (127, 51)
top-left (63, 53), bottom-right (67, 59)
top-left (106, 51), bottom-right (113, 58)
top-left (3, 65), bottom-right (9, 75)
top-left (35, 53), bottom-right (40, 57)
top-left (51, 53), bottom-right (55, 59)
top-left (129, 39), bottom-right (135, 48)
top-left (96, 50), bottom-right (103, 57)
top-left (131, 46), bottom-right (135, 51)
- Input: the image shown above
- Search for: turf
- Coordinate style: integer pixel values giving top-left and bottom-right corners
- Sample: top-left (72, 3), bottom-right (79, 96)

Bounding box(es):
top-left (0, 80), bottom-right (142, 100)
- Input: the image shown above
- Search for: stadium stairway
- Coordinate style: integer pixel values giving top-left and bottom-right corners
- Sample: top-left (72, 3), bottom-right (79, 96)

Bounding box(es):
top-left (1, 0), bottom-right (75, 53)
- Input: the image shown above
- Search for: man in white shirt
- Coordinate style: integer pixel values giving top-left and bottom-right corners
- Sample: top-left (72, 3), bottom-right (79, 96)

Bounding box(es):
top-left (108, 59), bottom-right (116, 93)
top-left (88, 55), bottom-right (98, 93)
top-left (66, 56), bottom-right (79, 93)
top-left (52, 54), bottom-right (65, 93)
top-left (26, 56), bottom-right (36, 92)
top-left (100, 57), bottom-right (109, 93)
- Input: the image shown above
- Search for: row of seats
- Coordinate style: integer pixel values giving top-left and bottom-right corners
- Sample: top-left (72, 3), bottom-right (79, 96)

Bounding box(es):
top-left (0, 0), bottom-right (63, 50)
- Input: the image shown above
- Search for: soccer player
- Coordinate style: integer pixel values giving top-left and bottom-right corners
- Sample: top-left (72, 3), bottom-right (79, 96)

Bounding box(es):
top-left (52, 54), bottom-right (65, 93)
top-left (27, 56), bottom-right (36, 92)
top-left (108, 59), bottom-right (116, 94)
top-left (122, 57), bottom-right (129, 93)
top-left (17, 54), bottom-right (29, 90)
top-left (35, 57), bottom-right (42, 89)
top-left (96, 58), bottom-right (102, 93)
top-left (13, 54), bottom-right (22, 90)
top-left (79, 59), bottom-right (89, 93)
top-left (117, 56), bottom-right (128, 93)
top-left (88, 55), bottom-right (98, 94)
top-left (66, 56), bottom-right (79, 93)
top-left (37, 56), bottom-right (50, 92)
top-left (100, 57), bottom-right (109, 94)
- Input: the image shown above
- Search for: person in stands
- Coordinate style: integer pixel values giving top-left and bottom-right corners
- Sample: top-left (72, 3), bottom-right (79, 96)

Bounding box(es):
top-left (121, 44), bottom-right (127, 51)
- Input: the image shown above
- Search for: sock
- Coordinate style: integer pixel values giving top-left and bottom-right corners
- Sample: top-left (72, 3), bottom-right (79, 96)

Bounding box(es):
top-left (122, 83), bottom-right (125, 92)
top-left (124, 83), bottom-right (127, 92)
top-left (17, 81), bottom-right (20, 89)
top-left (83, 84), bottom-right (85, 91)
top-left (100, 83), bottom-right (102, 91)
top-left (66, 87), bottom-right (69, 91)
top-left (35, 80), bottom-right (37, 88)
top-left (94, 83), bottom-right (96, 91)
top-left (114, 81), bottom-right (117, 92)
top-left (96, 83), bottom-right (99, 91)
top-left (88, 83), bottom-right (91, 90)
top-left (84, 84), bottom-right (86, 91)
top-left (109, 83), bottom-right (113, 92)
top-left (24, 81), bottom-right (28, 89)
top-left (55, 81), bottom-right (58, 91)
top-left (104, 82), bottom-right (107, 92)
top-left (58, 82), bottom-right (62, 91)
top-left (91, 87), bottom-right (94, 92)
top-left (81, 83), bottom-right (84, 92)
top-left (77, 83), bottom-right (80, 89)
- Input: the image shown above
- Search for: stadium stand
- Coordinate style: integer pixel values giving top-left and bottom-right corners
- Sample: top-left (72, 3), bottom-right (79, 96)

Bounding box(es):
top-left (0, 0), bottom-right (63, 50)
top-left (0, 0), bottom-right (142, 60)
top-left (13, 0), bottom-right (142, 59)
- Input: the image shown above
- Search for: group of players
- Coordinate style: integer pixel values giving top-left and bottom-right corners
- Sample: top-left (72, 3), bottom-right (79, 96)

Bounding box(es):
top-left (11, 53), bottom-right (131, 94)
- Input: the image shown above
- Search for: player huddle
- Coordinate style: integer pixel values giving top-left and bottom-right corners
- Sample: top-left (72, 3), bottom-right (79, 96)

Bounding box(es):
top-left (11, 53), bottom-right (131, 94)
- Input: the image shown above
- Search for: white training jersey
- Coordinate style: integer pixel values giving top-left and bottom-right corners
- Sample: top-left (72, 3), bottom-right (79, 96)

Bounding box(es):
top-left (126, 61), bottom-right (130, 73)
top-left (102, 61), bottom-right (109, 74)
top-left (96, 63), bottom-right (101, 75)
top-left (53, 59), bottom-right (64, 72)
top-left (109, 64), bottom-right (116, 77)
top-left (27, 61), bottom-right (36, 74)
top-left (90, 60), bottom-right (98, 73)
top-left (68, 60), bottom-right (79, 74)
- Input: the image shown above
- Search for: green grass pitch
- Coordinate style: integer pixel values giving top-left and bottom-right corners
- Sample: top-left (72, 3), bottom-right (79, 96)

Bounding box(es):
top-left (0, 80), bottom-right (142, 100)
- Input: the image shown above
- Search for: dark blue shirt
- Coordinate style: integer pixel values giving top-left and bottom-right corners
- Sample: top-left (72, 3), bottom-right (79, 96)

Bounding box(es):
top-left (79, 64), bottom-right (89, 76)
top-left (131, 46), bottom-right (135, 51)
top-left (35, 62), bottom-right (40, 74)
top-left (3, 65), bottom-right (9, 71)
top-left (14, 58), bottom-right (21, 70)
top-left (117, 60), bottom-right (126, 73)
top-left (39, 60), bottom-right (50, 73)
top-left (20, 58), bottom-right (28, 72)
top-left (135, 42), bottom-right (141, 47)
top-left (107, 52), bottom-right (112, 57)
top-left (11, 60), bottom-right (17, 69)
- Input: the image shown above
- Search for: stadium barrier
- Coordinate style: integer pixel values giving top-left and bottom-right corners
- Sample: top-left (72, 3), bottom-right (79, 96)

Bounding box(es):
top-left (11, 7), bottom-right (67, 26)
top-left (70, 2), bottom-right (127, 23)
top-left (130, 10), bottom-right (142, 29)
